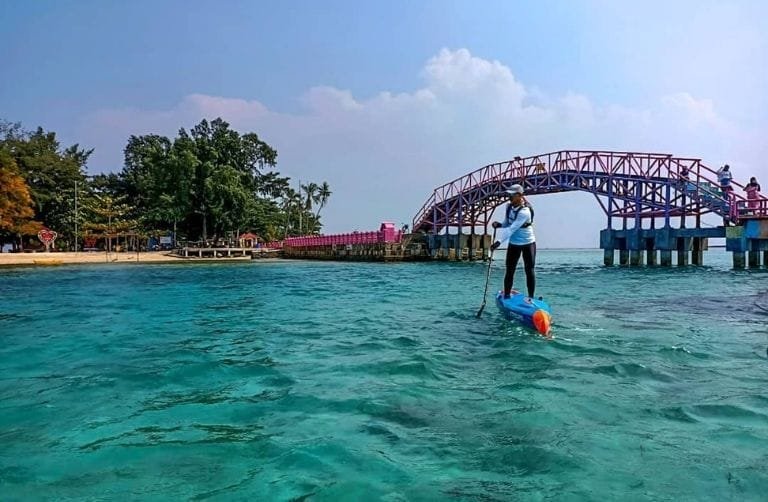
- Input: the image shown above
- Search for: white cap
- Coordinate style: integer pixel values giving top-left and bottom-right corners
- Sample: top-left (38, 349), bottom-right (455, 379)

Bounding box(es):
top-left (505, 184), bottom-right (524, 195)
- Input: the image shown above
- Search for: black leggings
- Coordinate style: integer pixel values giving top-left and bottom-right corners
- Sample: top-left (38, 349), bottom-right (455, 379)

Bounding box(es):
top-left (504, 242), bottom-right (536, 297)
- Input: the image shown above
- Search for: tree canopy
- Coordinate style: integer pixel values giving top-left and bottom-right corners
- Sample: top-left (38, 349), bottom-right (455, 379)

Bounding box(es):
top-left (0, 117), bottom-right (331, 250)
top-left (0, 120), bottom-right (88, 250)
top-left (0, 149), bottom-right (40, 241)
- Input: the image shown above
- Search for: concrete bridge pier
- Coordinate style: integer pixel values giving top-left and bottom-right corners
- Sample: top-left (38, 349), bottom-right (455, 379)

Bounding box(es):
top-left (724, 223), bottom-right (768, 268)
top-left (619, 249), bottom-right (629, 266)
top-left (677, 238), bottom-right (690, 267)
top-left (645, 240), bottom-right (657, 266)
top-left (467, 232), bottom-right (477, 260)
top-left (726, 226), bottom-right (748, 269)
top-left (601, 226), bottom-right (722, 267)
top-left (451, 233), bottom-right (461, 260)
top-left (724, 222), bottom-right (768, 268)
top-left (749, 250), bottom-right (760, 268)
top-left (691, 238), bottom-right (704, 265)
top-left (427, 233), bottom-right (491, 261)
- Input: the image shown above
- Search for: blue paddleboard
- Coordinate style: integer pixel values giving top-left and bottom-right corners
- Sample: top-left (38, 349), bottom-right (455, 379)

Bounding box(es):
top-left (495, 290), bottom-right (552, 336)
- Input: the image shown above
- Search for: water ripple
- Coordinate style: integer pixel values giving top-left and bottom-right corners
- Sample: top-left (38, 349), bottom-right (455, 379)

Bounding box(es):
top-left (2, 252), bottom-right (768, 499)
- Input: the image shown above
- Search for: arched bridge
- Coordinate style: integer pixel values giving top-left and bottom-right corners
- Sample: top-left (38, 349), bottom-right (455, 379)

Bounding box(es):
top-left (412, 150), bottom-right (765, 234)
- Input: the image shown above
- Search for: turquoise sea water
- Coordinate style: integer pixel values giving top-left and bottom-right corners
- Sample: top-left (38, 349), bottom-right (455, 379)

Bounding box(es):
top-left (1, 250), bottom-right (768, 500)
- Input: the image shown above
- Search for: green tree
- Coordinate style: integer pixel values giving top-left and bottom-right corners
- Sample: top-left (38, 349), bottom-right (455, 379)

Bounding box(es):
top-left (0, 121), bottom-right (91, 249)
top-left (120, 118), bottom-right (282, 242)
top-left (117, 117), bottom-right (330, 242)
top-left (83, 192), bottom-right (135, 252)
top-left (300, 182), bottom-right (319, 234)
top-left (121, 134), bottom-right (172, 219)
top-left (314, 181), bottom-right (332, 222)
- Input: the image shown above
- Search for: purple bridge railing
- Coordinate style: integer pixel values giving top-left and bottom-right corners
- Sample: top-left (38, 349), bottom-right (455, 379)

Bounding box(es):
top-left (265, 222), bottom-right (403, 249)
top-left (411, 150), bottom-right (767, 234)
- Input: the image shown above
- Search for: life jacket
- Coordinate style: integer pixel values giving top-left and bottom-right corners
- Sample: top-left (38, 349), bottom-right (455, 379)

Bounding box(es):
top-left (506, 203), bottom-right (534, 228)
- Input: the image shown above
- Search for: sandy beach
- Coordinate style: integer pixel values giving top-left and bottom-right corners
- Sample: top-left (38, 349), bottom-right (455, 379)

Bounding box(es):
top-left (0, 251), bottom-right (256, 266)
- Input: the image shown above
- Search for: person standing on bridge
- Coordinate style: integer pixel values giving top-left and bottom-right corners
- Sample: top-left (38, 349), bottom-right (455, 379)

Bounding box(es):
top-left (491, 184), bottom-right (536, 299)
top-left (745, 177), bottom-right (761, 212)
top-left (717, 164), bottom-right (735, 225)
top-left (717, 164), bottom-right (733, 195)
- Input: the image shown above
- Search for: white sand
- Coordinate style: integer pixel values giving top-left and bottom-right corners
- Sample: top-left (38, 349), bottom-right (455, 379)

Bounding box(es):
top-left (0, 251), bottom-right (258, 266)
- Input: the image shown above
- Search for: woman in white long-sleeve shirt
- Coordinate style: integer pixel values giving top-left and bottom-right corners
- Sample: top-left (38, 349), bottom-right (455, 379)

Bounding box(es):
top-left (492, 184), bottom-right (536, 298)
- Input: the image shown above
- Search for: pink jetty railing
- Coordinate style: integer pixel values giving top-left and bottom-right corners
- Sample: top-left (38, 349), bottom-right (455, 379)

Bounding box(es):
top-left (264, 222), bottom-right (403, 249)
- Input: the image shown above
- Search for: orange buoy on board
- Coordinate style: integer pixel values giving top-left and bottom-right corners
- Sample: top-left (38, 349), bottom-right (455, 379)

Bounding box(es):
top-left (532, 309), bottom-right (552, 337)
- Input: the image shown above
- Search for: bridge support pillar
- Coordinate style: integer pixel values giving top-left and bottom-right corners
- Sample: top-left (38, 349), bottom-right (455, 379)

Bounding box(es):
top-left (733, 251), bottom-right (746, 269)
top-left (645, 237), bottom-right (657, 266)
top-left (429, 236), bottom-right (437, 258)
top-left (426, 233), bottom-right (491, 261)
top-left (677, 238), bottom-right (690, 266)
top-left (602, 226), bottom-right (724, 267)
top-left (603, 249), bottom-right (614, 266)
top-left (646, 249), bottom-right (657, 266)
top-left (455, 230), bottom-right (462, 260)
top-left (748, 250), bottom-right (760, 268)
top-left (691, 238), bottom-right (704, 265)
top-left (619, 249), bottom-right (629, 266)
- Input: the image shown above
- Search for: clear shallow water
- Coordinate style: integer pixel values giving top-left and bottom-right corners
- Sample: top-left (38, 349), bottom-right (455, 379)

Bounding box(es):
top-left (1, 250), bottom-right (767, 500)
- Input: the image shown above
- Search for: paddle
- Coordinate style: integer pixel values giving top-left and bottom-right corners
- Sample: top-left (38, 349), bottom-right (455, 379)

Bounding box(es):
top-left (476, 227), bottom-right (498, 318)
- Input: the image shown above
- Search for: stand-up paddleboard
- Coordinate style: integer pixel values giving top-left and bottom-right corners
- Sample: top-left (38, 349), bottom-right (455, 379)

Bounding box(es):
top-left (495, 290), bottom-right (552, 337)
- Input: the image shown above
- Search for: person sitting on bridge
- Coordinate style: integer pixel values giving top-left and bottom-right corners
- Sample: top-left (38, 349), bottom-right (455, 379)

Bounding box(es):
top-left (717, 164), bottom-right (733, 195)
top-left (491, 184), bottom-right (537, 299)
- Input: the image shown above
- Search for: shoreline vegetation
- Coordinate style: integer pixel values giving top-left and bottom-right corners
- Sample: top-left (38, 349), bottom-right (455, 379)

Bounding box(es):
top-left (1, 118), bottom-right (332, 253)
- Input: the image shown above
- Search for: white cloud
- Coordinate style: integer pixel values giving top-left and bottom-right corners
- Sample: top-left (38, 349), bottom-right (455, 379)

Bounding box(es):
top-left (303, 87), bottom-right (363, 113)
top-left (186, 94), bottom-right (270, 119)
top-left (78, 48), bottom-right (766, 247)
top-left (661, 92), bottom-right (718, 125)
top-left (423, 48), bottom-right (526, 104)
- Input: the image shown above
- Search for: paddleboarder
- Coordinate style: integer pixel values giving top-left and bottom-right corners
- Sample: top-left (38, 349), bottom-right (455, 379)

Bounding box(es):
top-left (491, 184), bottom-right (536, 299)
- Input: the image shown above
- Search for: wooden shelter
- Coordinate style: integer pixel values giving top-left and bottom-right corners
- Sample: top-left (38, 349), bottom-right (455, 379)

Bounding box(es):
top-left (238, 232), bottom-right (259, 248)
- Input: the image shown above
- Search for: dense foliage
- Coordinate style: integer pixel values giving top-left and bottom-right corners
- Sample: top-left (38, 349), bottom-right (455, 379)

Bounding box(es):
top-left (0, 149), bottom-right (39, 240)
top-left (0, 118), bottom-right (330, 250)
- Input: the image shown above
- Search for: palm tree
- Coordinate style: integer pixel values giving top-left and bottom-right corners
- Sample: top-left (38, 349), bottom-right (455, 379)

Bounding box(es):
top-left (300, 182), bottom-right (319, 233)
top-left (282, 188), bottom-right (303, 237)
top-left (314, 181), bottom-right (332, 222)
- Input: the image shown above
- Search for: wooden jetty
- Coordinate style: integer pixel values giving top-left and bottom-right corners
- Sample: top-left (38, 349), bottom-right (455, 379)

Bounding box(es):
top-left (175, 247), bottom-right (282, 260)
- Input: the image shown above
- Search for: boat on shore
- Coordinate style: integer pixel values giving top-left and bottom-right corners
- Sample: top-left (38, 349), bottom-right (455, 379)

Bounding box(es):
top-left (33, 259), bottom-right (63, 266)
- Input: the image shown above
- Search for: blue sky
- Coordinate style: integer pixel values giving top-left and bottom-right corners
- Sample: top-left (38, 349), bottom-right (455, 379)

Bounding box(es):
top-left (2, 1), bottom-right (767, 246)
